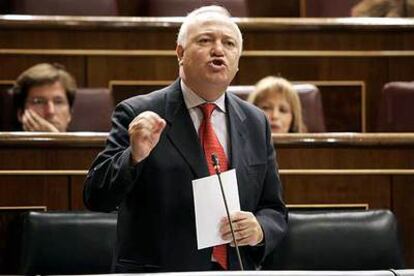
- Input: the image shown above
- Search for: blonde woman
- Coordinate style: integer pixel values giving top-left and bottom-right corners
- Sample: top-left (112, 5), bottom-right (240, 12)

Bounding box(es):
top-left (248, 76), bottom-right (307, 133)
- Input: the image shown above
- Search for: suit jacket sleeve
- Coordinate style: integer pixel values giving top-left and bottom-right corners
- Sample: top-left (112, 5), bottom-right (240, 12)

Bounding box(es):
top-left (247, 111), bottom-right (288, 266)
top-left (83, 101), bottom-right (143, 212)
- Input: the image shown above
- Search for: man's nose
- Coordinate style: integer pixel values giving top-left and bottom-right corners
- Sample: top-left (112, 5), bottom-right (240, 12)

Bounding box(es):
top-left (211, 40), bottom-right (225, 55)
top-left (44, 101), bottom-right (56, 115)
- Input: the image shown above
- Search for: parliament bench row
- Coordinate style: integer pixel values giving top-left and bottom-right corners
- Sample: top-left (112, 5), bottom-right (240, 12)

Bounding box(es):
top-left (0, 0), bottom-right (360, 17)
top-left (1, 81), bottom-right (413, 133)
top-left (0, 83), bottom-right (326, 132)
top-left (12, 209), bottom-right (404, 275)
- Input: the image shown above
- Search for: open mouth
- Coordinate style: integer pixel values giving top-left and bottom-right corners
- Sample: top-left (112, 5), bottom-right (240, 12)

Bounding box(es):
top-left (209, 59), bottom-right (226, 70)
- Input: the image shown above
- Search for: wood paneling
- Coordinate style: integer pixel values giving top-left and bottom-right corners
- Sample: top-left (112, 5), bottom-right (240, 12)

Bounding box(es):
top-left (389, 56), bottom-right (414, 81)
top-left (0, 148), bottom-right (101, 169)
top-left (0, 175), bottom-right (69, 209)
top-left (1, 17), bottom-right (414, 51)
top-left (1, 15), bottom-right (414, 267)
top-left (0, 28), bottom-right (178, 50)
top-left (317, 82), bottom-right (364, 132)
top-left (70, 175), bottom-right (87, 210)
top-left (276, 147), bottom-right (414, 169)
top-left (1, 17), bottom-right (414, 131)
top-left (0, 55), bottom-right (86, 86)
top-left (246, 0), bottom-right (301, 17)
top-left (282, 174), bottom-right (391, 209)
top-left (0, 133), bottom-right (413, 266)
top-left (87, 55), bottom-right (179, 86)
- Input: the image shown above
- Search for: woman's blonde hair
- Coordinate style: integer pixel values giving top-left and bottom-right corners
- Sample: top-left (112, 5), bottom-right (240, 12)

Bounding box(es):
top-left (248, 76), bottom-right (307, 133)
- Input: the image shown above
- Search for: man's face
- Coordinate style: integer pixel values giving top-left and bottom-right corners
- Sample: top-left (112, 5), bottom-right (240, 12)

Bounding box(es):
top-left (24, 81), bottom-right (72, 132)
top-left (177, 18), bottom-right (241, 98)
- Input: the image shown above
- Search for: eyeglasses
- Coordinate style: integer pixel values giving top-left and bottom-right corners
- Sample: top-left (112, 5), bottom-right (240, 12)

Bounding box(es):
top-left (26, 97), bottom-right (69, 108)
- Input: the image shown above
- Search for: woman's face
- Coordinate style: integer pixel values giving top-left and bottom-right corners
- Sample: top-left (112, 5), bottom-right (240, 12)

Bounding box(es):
top-left (256, 93), bottom-right (293, 133)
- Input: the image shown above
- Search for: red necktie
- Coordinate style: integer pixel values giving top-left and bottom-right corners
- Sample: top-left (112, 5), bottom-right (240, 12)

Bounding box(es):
top-left (198, 103), bottom-right (228, 270)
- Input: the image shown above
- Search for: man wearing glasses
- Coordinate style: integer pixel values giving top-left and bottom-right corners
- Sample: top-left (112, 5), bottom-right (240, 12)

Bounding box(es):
top-left (13, 63), bottom-right (76, 132)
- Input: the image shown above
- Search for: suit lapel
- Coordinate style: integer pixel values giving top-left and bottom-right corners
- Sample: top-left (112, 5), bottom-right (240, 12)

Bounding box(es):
top-left (226, 93), bottom-right (247, 170)
top-left (226, 94), bottom-right (250, 270)
top-left (164, 80), bottom-right (209, 178)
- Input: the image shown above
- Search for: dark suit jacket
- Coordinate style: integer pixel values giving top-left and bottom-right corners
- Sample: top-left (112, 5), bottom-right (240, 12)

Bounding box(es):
top-left (83, 79), bottom-right (287, 272)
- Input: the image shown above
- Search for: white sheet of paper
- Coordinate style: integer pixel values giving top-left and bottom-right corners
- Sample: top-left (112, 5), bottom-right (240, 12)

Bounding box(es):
top-left (192, 169), bottom-right (240, 250)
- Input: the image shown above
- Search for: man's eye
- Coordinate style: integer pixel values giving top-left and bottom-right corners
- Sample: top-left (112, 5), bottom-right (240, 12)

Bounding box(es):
top-left (53, 98), bottom-right (66, 105)
top-left (30, 98), bottom-right (47, 105)
top-left (225, 40), bottom-right (236, 47)
top-left (198, 38), bottom-right (211, 44)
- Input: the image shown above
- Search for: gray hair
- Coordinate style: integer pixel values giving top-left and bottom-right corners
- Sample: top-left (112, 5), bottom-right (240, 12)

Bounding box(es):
top-left (177, 5), bottom-right (243, 53)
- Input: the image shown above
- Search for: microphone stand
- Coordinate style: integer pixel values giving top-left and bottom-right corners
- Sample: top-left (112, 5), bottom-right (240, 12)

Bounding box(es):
top-left (211, 153), bottom-right (244, 271)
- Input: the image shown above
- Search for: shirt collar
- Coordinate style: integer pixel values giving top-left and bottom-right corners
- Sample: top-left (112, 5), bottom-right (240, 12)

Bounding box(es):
top-left (181, 79), bottom-right (226, 113)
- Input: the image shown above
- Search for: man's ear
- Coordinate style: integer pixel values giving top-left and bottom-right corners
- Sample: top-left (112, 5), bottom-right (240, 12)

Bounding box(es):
top-left (176, 45), bottom-right (184, 65)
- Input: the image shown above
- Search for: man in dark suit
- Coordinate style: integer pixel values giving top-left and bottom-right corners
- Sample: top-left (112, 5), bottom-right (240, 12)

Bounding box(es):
top-left (83, 5), bottom-right (287, 272)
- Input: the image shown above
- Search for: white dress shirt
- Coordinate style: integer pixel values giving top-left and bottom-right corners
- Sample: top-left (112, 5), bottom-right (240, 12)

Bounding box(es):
top-left (180, 80), bottom-right (230, 159)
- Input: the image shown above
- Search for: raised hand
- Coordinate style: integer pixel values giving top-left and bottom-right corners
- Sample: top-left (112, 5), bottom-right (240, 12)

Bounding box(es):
top-left (128, 111), bottom-right (167, 165)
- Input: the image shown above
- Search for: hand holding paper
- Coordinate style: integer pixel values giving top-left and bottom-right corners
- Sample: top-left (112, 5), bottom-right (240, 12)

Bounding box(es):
top-left (219, 211), bottom-right (264, 247)
top-left (192, 169), bottom-right (240, 249)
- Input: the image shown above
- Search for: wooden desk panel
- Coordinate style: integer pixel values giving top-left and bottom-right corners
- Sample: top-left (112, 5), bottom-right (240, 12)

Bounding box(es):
top-left (0, 54), bottom-right (86, 86)
top-left (1, 133), bottom-right (414, 266)
top-left (87, 55), bottom-right (179, 86)
top-left (1, 17), bottom-right (414, 51)
top-left (1, 133), bottom-right (414, 170)
top-left (389, 56), bottom-right (414, 80)
top-left (71, 175), bottom-right (87, 210)
top-left (0, 175), bottom-right (69, 210)
top-left (0, 27), bottom-right (178, 50)
top-left (0, 147), bottom-right (101, 169)
top-left (282, 174), bottom-right (391, 209)
top-left (317, 83), bottom-right (364, 132)
top-left (276, 147), bottom-right (414, 169)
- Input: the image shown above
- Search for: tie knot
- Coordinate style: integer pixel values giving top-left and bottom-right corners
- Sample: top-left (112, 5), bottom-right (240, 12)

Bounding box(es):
top-left (199, 103), bottom-right (216, 120)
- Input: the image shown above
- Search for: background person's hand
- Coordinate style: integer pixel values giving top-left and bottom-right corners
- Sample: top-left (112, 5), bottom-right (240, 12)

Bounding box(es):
top-left (21, 109), bottom-right (60, 132)
top-left (129, 111), bottom-right (166, 165)
top-left (219, 211), bottom-right (264, 247)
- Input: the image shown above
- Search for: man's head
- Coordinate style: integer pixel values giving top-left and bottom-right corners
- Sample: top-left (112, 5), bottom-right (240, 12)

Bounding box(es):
top-left (13, 63), bottom-right (76, 132)
top-left (176, 5), bottom-right (243, 101)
